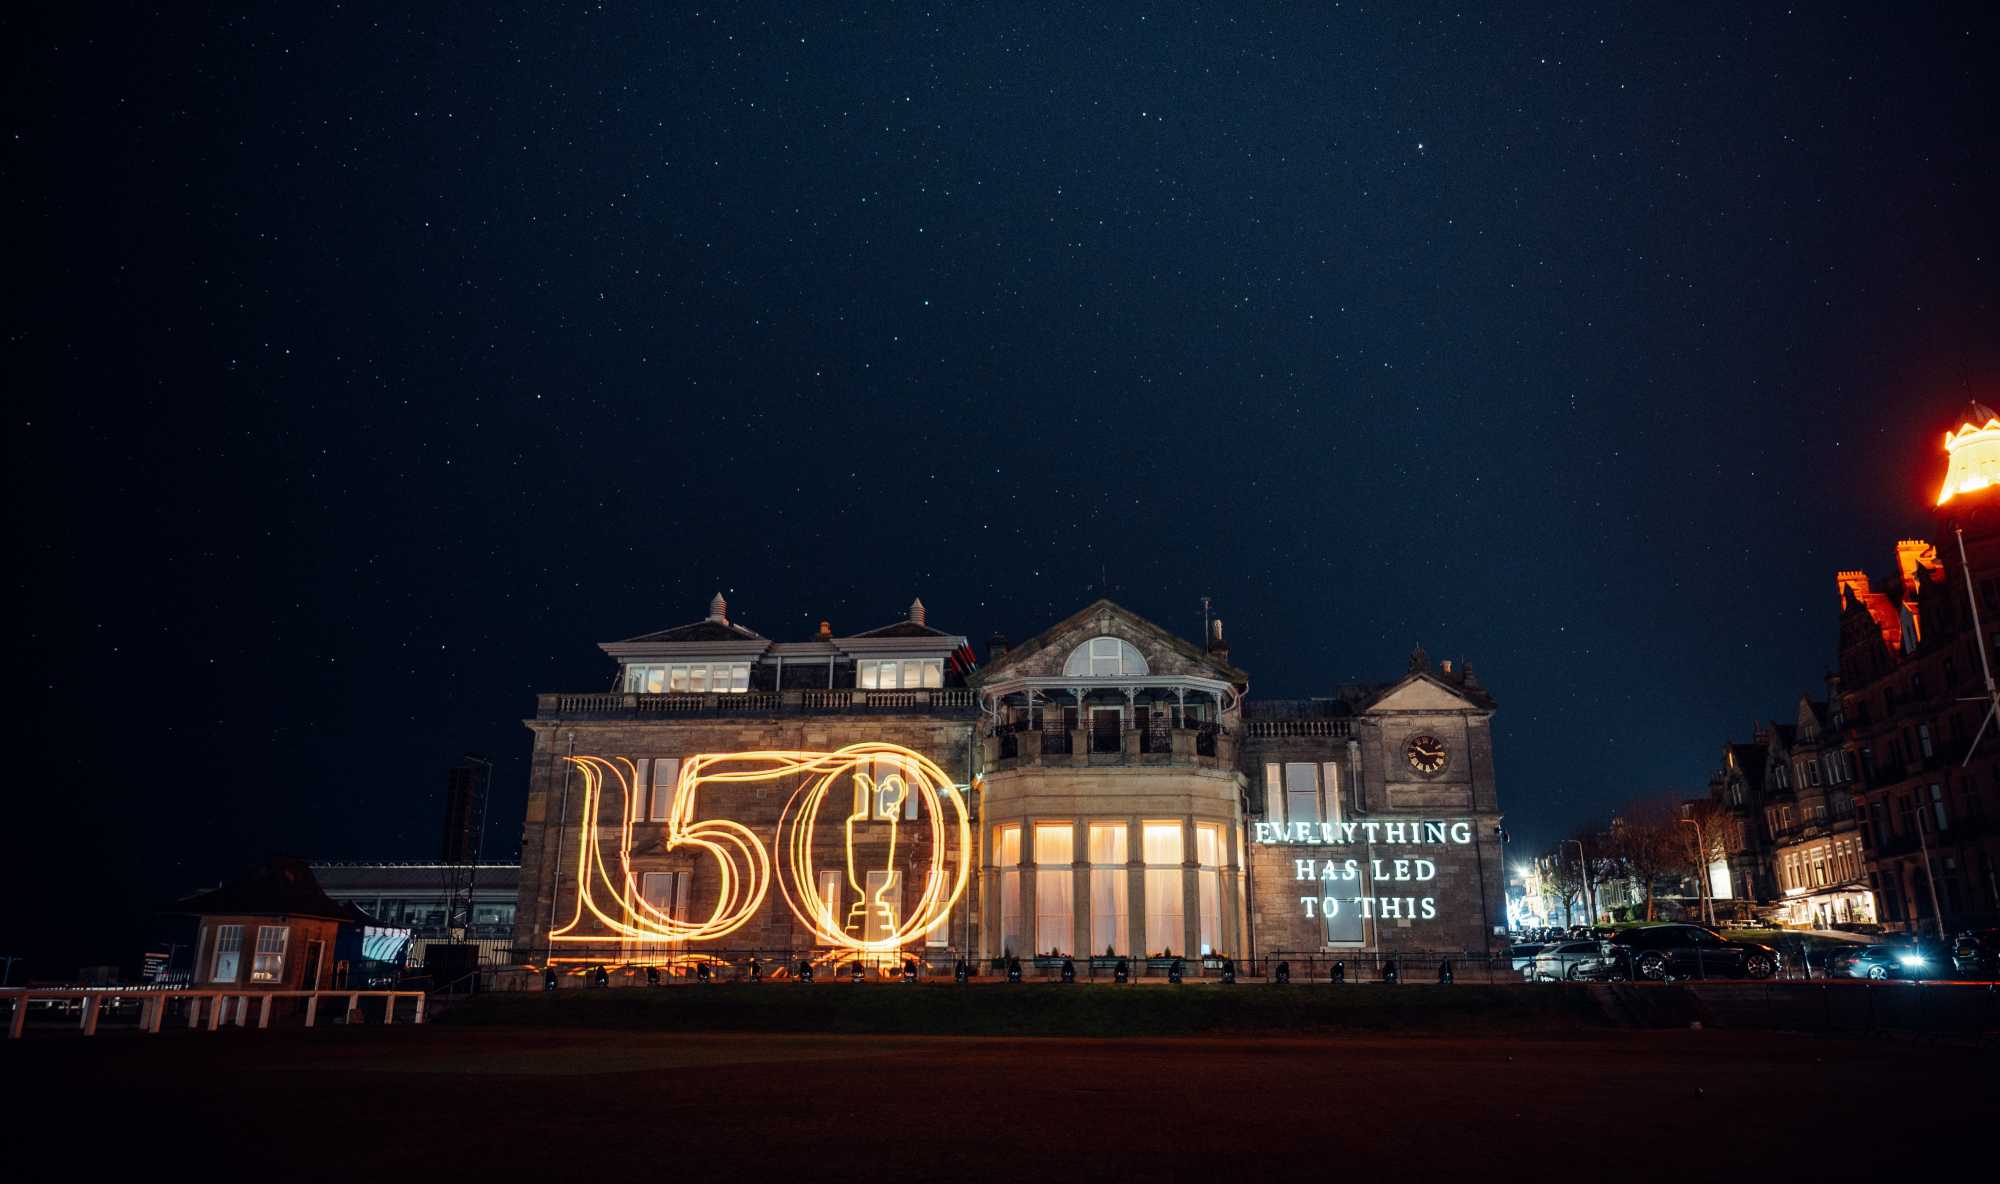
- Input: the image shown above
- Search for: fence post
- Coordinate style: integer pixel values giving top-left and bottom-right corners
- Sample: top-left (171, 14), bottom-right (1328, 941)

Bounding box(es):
top-left (382, 993), bottom-right (396, 1025)
top-left (10, 994), bottom-right (30, 1039)
top-left (207, 994), bottom-right (224, 1030)
top-left (414, 994), bottom-right (426, 1025)
top-left (257, 996), bottom-right (273, 1029)
top-left (304, 994), bottom-right (319, 1028)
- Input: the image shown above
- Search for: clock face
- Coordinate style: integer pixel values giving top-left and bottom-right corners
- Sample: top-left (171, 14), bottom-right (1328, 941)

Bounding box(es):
top-left (1405, 734), bottom-right (1448, 775)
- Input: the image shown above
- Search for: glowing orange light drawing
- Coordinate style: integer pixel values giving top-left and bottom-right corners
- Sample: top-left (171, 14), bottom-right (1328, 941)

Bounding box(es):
top-left (549, 744), bottom-right (971, 954)
top-left (550, 755), bottom-right (771, 944)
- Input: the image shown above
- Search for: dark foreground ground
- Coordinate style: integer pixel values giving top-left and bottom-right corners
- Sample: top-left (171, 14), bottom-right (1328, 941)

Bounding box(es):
top-left (8, 1024), bottom-right (1989, 1181)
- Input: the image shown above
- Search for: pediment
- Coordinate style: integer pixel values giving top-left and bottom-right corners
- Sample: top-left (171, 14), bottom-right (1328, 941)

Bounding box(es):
top-left (1364, 674), bottom-right (1483, 714)
top-left (978, 599), bottom-right (1243, 684)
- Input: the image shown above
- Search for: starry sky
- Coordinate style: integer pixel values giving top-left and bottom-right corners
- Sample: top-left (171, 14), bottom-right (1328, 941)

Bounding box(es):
top-left (6, 4), bottom-right (1996, 973)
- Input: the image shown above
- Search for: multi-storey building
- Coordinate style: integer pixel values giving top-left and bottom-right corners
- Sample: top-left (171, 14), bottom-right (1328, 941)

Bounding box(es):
top-left (510, 595), bottom-right (1506, 973)
top-left (1834, 402), bottom-right (2000, 934)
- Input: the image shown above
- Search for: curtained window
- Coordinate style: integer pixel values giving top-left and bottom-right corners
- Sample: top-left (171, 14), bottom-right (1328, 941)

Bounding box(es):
top-left (1089, 823), bottom-right (1129, 956)
top-left (1196, 824), bottom-right (1223, 956)
top-left (996, 825), bottom-right (1023, 957)
top-left (1143, 822), bottom-right (1184, 956)
top-left (1035, 824), bottom-right (1074, 955)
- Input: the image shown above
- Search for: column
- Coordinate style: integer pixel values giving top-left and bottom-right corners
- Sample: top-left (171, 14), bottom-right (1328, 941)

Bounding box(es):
top-left (1182, 817), bottom-right (1201, 960)
top-left (1125, 817), bottom-right (1145, 957)
top-left (1072, 818), bottom-right (1092, 961)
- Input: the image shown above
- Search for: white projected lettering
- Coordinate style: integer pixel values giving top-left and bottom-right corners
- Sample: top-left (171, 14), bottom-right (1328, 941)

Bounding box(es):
top-left (1256, 817), bottom-right (1475, 925)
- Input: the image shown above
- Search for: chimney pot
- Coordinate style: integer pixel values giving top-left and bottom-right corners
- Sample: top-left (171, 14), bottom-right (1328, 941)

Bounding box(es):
top-left (909, 597), bottom-right (926, 627)
top-left (817, 620), bottom-right (833, 641)
top-left (707, 591), bottom-right (728, 624)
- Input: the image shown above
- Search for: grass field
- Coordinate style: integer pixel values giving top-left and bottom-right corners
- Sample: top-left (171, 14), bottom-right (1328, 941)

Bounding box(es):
top-left (445, 981), bottom-right (1615, 1035)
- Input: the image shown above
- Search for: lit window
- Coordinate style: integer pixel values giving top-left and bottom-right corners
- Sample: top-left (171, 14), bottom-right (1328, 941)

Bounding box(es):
top-left (624, 662), bottom-right (751, 694)
top-left (1034, 824), bottom-right (1074, 955)
top-left (997, 824), bottom-right (1023, 957)
top-left (1088, 823), bottom-right (1129, 956)
top-left (1142, 822), bottom-right (1184, 956)
top-left (1196, 823), bottom-right (1223, 956)
top-left (209, 924), bottom-right (244, 983)
top-left (1062, 635), bottom-right (1149, 678)
top-left (859, 658), bottom-right (943, 689)
top-left (250, 925), bottom-right (288, 983)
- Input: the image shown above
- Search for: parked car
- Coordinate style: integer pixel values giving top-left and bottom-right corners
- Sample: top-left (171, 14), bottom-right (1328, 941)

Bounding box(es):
top-left (1531, 940), bottom-right (1607, 982)
top-left (1598, 924), bottom-right (1780, 981)
top-left (1952, 929), bottom-right (2000, 979)
top-left (1825, 939), bottom-right (1956, 981)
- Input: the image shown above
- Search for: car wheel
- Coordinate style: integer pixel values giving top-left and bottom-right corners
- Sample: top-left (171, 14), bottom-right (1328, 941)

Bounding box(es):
top-left (1744, 954), bottom-right (1776, 980)
top-left (1865, 964), bottom-right (1889, 981)
top-left (1564, 963), bottom-right (1585, 982)
top-left (1636, 952), bottom-right (1669, 981)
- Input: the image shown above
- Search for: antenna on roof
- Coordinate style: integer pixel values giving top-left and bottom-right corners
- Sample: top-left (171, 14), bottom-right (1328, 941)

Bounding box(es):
top-left (1201, 595), bottom-right (1212, 651)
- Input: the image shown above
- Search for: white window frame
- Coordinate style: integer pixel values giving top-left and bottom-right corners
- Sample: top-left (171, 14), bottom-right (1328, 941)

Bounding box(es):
top-left (209, 924), bottom-right (244, 983)
top-left (251, 925), bottom-right (289, 983)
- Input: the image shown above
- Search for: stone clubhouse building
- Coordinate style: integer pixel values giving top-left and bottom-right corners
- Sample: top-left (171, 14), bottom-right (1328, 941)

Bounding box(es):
top-left (511, 595), bottom-right (1506, 976)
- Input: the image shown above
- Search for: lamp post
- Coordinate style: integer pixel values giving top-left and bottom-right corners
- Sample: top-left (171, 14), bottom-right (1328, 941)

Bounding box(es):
top-left (1678, 815), bottom-right (1714, 926)
top-left (1565, 839), bottom-right (1595, 925)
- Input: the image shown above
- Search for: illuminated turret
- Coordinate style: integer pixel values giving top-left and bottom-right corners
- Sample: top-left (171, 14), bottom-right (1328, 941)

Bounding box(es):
top-left (1935, 401), bottom-right (2000, 506)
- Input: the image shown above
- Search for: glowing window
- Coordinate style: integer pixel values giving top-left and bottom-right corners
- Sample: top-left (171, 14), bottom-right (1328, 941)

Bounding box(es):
top-left (1062, 635), bottom-right (1148, 678)
top-left (1142, 822), bottom-right (1184, 957)
top-left (250, 925), bottom-right (289, 983)
top-left (1196, 823), bottom-right (1223, 957)
top-left (859, 659), bottom-right (943, 689)
top-left (1035, 824), bottom-right (1074, 955)
top-left (625, 662), bottom-right (751, 694)
top-left (1088, 823), bottom-right (1129, 956)
top-left (647, 758), bottom-right (682, 823)
top-left (996, 824), bottom-right (1023, 957)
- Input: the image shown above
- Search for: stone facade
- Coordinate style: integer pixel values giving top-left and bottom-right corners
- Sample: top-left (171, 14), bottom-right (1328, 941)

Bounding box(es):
top-left (511, 596), bottom-right (1507, 967)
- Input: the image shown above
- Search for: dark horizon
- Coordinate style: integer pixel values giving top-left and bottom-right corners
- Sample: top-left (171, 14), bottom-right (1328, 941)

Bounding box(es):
top-left (6, 3), bottom-right (1995, 976)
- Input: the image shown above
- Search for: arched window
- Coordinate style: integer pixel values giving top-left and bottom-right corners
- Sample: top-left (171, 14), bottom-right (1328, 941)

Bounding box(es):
top-left (1063, 635), bottom-right (1148, 678)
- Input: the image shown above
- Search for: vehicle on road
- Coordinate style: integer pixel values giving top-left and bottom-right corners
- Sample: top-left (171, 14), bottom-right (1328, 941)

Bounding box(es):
top-left (1824, 939), bottom-right (1956, 981)
top-left (1531, 940), bottom-right (1607, 982)
top-left (1951, 929), bottom-right (2000, 979)
top-left (1598, 924), bottom-right (1780, 981)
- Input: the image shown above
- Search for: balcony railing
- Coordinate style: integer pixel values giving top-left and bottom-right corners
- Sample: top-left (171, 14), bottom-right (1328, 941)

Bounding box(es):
top-left (1243, 718), bottom-right (1352, 738)
top-left (982, 726), bottom-right (1235, 772)
top-left (538, 688), bottom-right (977, 720)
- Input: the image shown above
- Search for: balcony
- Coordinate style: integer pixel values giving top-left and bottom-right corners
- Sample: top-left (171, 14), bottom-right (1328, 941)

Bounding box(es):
top-left (981, 724), bottom-right (1235, 772)
top-left (536, 688), bottom-right (978, 720)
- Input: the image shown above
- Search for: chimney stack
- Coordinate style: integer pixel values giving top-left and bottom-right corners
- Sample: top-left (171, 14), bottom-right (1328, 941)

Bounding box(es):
top-left (817, 620), bottom-right (833, 641)
top-left (989, 632), bottom-right (1010, 661)
top-left (1207, 618), bottom-right (1229, 662)
top-left (909, 597), bottom-right (926, 627)
top-left (707, 591), bottom-right (728, 624)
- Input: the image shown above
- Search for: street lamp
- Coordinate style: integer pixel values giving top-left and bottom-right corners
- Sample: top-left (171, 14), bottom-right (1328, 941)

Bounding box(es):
top-left (1565, 839), bottom-right (1595, 925)
top-left (1677, 814), bottom-right (1715, 926)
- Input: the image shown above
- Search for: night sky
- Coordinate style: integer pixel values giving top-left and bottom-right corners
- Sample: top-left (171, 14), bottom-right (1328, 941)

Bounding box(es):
top-left (7, 5), bottom-right (1996, 973)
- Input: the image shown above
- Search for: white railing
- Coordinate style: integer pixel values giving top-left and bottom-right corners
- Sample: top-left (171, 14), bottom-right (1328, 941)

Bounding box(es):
top-left (2, 987), bottom-right (427, 1038)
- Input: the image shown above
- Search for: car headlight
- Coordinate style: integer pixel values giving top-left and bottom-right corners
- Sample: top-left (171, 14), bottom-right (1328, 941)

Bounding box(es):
top-left (1896, 954), bottom-right (1927, 967)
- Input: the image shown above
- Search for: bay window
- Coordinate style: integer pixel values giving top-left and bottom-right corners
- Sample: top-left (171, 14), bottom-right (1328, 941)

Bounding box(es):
top-left (1034, 823), bottom-right (1074, 955)
top-left (996, 825), bottom-right (1023, 958)
top-left (1142, 822), bottom-right (1185, 956)
top-left (1088, 823), bottom-right (1130, 956)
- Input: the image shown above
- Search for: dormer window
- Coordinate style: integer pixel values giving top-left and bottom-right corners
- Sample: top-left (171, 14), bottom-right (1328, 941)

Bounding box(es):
top-left (858, 658), bottom-right (942, 689)
top-left (624, 662), bottom-right (751, 694)
top-left (1063, 635), bottom-right (1148, 678)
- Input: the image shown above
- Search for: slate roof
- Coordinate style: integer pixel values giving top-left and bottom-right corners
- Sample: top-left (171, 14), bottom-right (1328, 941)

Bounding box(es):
top-left (174, 857), bottom-right (372, 923)
top-left (846, 619), bottom-right (956, 640)
top-left (616, 619), bottom-right (766, 644)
